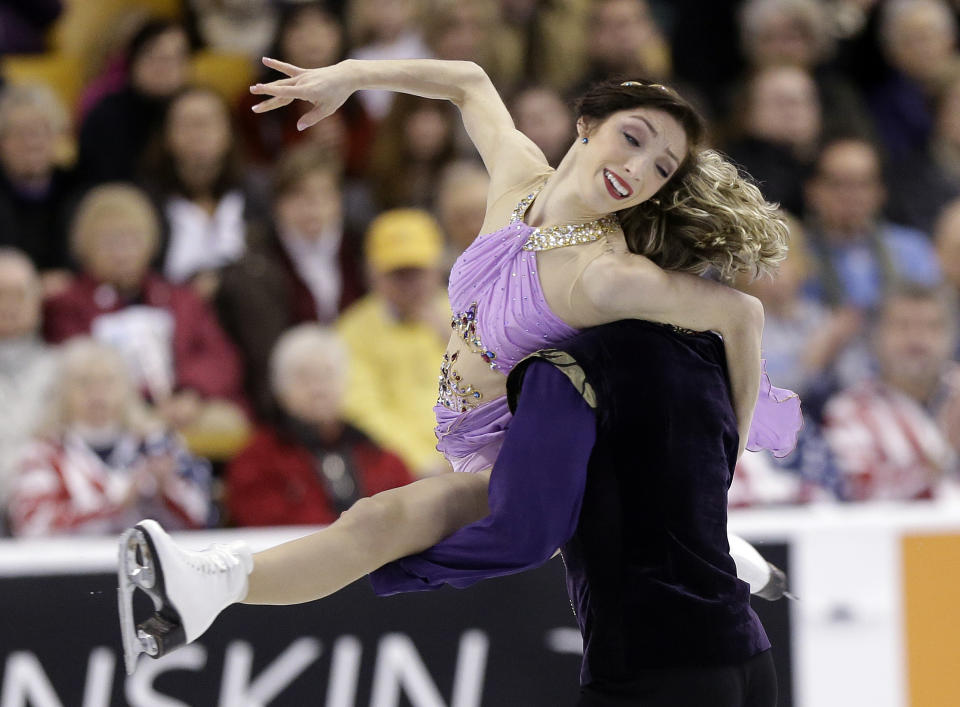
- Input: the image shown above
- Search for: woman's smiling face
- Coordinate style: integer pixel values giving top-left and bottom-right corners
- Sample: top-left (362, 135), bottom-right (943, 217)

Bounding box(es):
top-left (575, 107), bottom-right (688, 213)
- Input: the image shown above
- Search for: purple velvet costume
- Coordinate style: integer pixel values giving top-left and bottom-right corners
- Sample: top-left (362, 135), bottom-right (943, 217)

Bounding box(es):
top-left (434, 193), bottom-right (802, 475)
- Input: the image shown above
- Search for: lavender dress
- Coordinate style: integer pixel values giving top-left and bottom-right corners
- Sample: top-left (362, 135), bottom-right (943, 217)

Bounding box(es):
top-left (433, 187), bottom-right (801, 474)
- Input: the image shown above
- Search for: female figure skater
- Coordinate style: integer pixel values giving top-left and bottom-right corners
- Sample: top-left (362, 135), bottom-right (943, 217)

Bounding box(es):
top-left (118, 58), bottom-right (797, 673)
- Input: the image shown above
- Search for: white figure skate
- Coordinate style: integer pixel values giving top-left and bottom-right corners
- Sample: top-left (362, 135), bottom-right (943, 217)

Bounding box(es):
top-left (728, 533), bottom-right (792, 601)
top-left (117, 519), bottom-right (253, 674)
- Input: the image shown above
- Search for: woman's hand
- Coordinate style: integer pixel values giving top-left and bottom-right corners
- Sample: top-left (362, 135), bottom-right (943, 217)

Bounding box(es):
top-left (249, 57), bottom-right (532, 180)
top-left (250, 57), bottom-right (356, 132)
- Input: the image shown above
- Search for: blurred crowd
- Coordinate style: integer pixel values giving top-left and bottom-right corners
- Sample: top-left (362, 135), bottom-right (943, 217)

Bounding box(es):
top-left (1, 0), bottom-right (960, 537)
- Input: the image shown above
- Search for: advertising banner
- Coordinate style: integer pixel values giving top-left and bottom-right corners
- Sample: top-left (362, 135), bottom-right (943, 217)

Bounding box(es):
top-left (0, 545), bottom-right (791, 707)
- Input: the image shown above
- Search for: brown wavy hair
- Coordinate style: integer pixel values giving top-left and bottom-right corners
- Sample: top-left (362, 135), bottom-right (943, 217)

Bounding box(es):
top-left (576, 79), bottom-right (789, 281)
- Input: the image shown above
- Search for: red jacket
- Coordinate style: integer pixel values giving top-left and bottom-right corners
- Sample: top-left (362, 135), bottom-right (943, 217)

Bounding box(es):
top-left (226, 424), bottom-right (414, 527)
top-left (43, 272), bottom-right (245, 403)
top-left (9, 431), bottom-right (210, 537)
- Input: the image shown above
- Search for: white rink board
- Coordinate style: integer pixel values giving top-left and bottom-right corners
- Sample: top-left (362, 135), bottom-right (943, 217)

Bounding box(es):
top-left (1, 504), bottom-right (958, 707)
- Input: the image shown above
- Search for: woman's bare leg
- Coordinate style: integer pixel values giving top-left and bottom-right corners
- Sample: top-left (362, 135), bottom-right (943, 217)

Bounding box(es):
top-left (241, 464), bottom-right (785, 605)
top-left (243, 469), bottom-right (491, 605)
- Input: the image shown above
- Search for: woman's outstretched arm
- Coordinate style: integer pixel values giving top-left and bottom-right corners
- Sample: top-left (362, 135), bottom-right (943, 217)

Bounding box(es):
top-left (250, 58), bottom-right (541, 183)
top-left (580, 253), bottom-right (763, 458)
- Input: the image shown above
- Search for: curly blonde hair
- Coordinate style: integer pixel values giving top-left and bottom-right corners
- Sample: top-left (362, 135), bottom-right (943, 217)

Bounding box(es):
top-left (619, 148), bottom-right (789, 282)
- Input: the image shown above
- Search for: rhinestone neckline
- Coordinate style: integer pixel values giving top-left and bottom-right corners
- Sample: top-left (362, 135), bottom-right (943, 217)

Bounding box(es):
top-left (511, 184), bottom-right (620, 252)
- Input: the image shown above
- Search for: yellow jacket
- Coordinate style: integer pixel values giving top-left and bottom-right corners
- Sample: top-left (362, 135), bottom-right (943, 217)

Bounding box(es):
top-left (337, 292), bottom-right (450, 477)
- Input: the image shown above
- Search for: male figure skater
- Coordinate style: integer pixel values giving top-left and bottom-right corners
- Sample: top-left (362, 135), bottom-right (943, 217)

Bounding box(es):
top-left (370, 319), bottom-right (784, 706)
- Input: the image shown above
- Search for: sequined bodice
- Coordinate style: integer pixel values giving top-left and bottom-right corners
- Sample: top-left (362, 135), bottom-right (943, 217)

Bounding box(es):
top-left (438, 185), bottom-right (618, 412)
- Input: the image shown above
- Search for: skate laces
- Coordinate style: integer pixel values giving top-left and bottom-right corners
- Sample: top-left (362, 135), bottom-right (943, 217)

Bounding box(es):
top-left (189, 544), bottom-right (241, 575)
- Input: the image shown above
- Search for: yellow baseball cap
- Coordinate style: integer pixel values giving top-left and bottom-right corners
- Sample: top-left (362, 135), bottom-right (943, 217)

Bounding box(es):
top-left (365, 209), bottom-right (444, 273)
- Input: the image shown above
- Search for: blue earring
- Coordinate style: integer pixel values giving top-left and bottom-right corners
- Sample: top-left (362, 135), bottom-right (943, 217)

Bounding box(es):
top-left (581, 137), bottom-right (588, 144)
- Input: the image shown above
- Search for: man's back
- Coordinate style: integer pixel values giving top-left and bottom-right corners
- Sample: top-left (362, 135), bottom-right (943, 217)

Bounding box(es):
top-left (511, 320), bottom-right (768, 682)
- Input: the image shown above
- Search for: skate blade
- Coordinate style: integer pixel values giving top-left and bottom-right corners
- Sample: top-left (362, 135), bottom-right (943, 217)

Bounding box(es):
top-left (117, 527), bottom-right (161, 674)
top-left (117, 525), bottom-right (188, 674)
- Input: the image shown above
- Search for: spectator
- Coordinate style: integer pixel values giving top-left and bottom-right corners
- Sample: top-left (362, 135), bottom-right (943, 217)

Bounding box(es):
top-left (572, 0), bottom-right (709, 120)
top-left (8, 338), bottom-right (211, 536)
top-left (669, 0), bottom-right (743, 115)
top-left (934, 197), bottom-right (960, 355)
top-left (77, 19), bottom-right (192, 184)
top-left (734, 219), bottom-right (856, 500)
top-left (803, 136), bottom-right (941, 309)
top-left (367, 93), bottom-right (459, 211)
top-left (0, 249), bottom-right (58, 523)
top-left (0, 0), bottom-right (61, 53)
top-left (728, 450), bottom-right (825, 508)
top-left (739, 0), bottom-right (834, 74)
top-left (338, 209), bottom-right (450, 477)
top-left (886, 72), bottom-right (960, 233)
top-left (736, 217), bottom-right (863, 398)
top-left (144, 86), bottom-right (267, 299)
top-left (726, 65), bottom-right (822, 216)
top-left (577, 0), bottom-right (672, 88)
top-left (737, 0), bottom-right (873, 139)
top-left (421, 0), bottom-right (510, 88)
top-left (184, 0), bottom-right (278, 59)
top-left (823, 284), bottom-right (960, 501)
top-left (226, 324), bottom-right (414, 527)
top-left (43, 184), bottom-right (249, 442)
top-left (347, 0), bottom-right (432, 120)
top-left (0, 84), bottom-right (79, 294)
top-left (236, 1), bottom-right (375, 180)
top-left (872, 0), bottom-right (960, 160)
top-left (510, 84), bottom-right (575, 169)
top-left (494, 0), bottom-right (591, 93)
top-left (830, 0), bottom-right (891, 94)
top-left (216, 147), bottom-right (365, 418)
top-left (434, 160), bottom-right (489, 267)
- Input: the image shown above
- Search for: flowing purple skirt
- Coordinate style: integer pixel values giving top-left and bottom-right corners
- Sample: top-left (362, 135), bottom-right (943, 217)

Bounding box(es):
top-left (746, 360), bottom-right (803, 458)
top-left (434, 399), bottom-right (512, 474)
